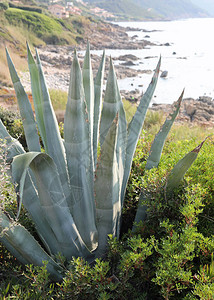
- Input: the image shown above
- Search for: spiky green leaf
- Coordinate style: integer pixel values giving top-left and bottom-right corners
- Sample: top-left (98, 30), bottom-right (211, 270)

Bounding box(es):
top-left (0, 210), bottom-right (63, 281)
top-left (21, 174), bottom-right (62, 256)
top-left (146, 90), bottom-right (184, 170)
top-left (121, 57), bottom-right (161, 204)
top-left (64, 51), bottom-right (97, 251)
top-left (95, 114), bottom-right (120, 257)
top-left (93, 50), bottom-right (105, 166)
top-left (12, 152), bottom-right (90, 259)
top-left (6, 48), bottom-right (41, 152)
top-left (27, 43), bottom-right (47, 150)
top-left (83, 43), bottom-right (95, 168)
top-left (35, 50), bottom-right (70, 198)
top-left (99, 57), bottom-right (127, 170)
top-left (166, 138), bottom-right (208, 193)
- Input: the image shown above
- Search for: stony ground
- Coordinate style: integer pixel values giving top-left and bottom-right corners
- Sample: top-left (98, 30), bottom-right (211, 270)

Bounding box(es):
top-left (1, 22), bottom-right (214, 127)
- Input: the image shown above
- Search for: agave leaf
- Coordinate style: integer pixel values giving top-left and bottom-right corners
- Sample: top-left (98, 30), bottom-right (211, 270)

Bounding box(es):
top-left (35, 50), bottom-right (70, 197)
top-left (0, 121), bottom-right (59, 254)
top-left (121, 57), bottom-right (161, 204)
top-left (64, 50), bottom-right (98, 251)
top-left (0, 119), bottom-right (25, 162)
top-left (95, 114), bottom-right (120, 257)
top-left (166, 138), bottom-right (208, 193)
top-left (27, 44), bottom-right (47, 150)
top-left (146, 90), bottom-right (184, 170)
top-left (100, 57), bottom-right (125, 144)
top-left (21, 174), bottom-right (62, 256)
top-left (93, 50), bottom-right (105, 166)
top-left (12, 152), bottom-right (90, 259)
top-left (99, 57), bottom-right (127, 169)
top-left (83, 43), bottom-right (95, 168)
top-left (6, 49), bottom-right (41, 152)
top-left (0, 210), bottom-right (63, 281)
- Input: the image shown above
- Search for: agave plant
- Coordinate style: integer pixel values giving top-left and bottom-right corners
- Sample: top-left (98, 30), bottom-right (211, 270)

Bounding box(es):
top-left (0, 43), bottom-right (206, 280)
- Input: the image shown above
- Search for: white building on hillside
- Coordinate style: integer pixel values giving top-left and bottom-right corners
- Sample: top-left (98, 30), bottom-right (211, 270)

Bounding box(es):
top-left (48, 4), bottom-right (69, 18)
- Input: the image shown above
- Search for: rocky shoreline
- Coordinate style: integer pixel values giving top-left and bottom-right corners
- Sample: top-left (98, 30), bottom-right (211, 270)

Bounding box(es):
top-left (20, 51), bottom-right (152, 94)
top-left (150, 96), bottom-right (214, 127)
top-left (2, 21), bottom-right (214, 127)
top-left (19, 22), bottom-right (158, 92)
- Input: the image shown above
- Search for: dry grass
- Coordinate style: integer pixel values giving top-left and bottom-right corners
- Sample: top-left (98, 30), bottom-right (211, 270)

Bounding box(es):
top-left (0, 23), bottom-right (46, 86)
top-left (7, 25), bottom-right (45, 48)
top-left (170, 123), bottom-right (213, 141)
top-left (0, 45), bottom-right (28, 86)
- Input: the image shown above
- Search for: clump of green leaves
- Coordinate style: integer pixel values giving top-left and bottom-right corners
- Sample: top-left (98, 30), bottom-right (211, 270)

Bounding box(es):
top-left (0, 43), bottom-right (213, 299)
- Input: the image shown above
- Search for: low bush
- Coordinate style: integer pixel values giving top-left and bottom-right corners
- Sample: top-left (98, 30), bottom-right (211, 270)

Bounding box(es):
top-left (0, 2), bottom-right (9, 10)
top-left (9, 3), bottom-right (42, 14)
top-left (0, 47), bottom-right (213, 299)
top-left (0, 106), bottom-right (26, 148)
top-left (0, 129), bottom-right (213, 299)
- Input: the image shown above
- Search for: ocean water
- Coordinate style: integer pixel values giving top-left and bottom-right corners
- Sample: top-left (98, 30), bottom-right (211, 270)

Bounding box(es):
top-left (93, 18), bottom-right (214, 104)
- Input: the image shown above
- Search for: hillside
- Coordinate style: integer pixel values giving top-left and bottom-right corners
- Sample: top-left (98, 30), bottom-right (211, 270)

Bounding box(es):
top-left (83, 0), bottom-right (162, 20)
top-left (133, 0), bottom-right (209, 19)
top-left (0, 2), bottom-right (101, 85)
top-left (191, 0), bottom-right (214, 16)
top-left (85, 0), bottom-right (209, 20)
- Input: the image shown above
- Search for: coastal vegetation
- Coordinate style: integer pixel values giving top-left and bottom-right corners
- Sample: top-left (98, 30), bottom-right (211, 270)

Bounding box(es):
top-left (0, 1), bottom-right (97, 84)
top-left (0, 44), bottom-right (213, 299)
top-left (0, 2), bottom-right (213, 299)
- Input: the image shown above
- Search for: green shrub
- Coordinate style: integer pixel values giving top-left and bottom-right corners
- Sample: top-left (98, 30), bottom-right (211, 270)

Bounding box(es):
top-left (9, 3), bottom-right (42, 14)
top-left (0, 134), bottom-right (214, 299)
top-left (5, 8), bottom-right (62, 38)
top-left (49, 89), bottom-right (68, 111)
top-left (0, 106), bottom-right (26, 148)
top-left (0, 2), bottom-right (9, 10)
top-left (0, 45), bottom-right (213, 299)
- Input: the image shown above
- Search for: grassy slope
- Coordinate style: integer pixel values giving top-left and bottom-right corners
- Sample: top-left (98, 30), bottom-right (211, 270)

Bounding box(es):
top-left (0, 6), bottom-right (92, 85)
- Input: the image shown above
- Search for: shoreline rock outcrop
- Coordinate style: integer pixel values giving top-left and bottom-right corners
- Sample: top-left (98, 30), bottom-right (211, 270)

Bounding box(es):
top-left (151, 96), bottom-right (214, 127)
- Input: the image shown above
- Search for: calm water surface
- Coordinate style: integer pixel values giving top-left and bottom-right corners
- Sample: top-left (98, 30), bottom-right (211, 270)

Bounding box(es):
top-left (92, 18), bottom-right (214, 104)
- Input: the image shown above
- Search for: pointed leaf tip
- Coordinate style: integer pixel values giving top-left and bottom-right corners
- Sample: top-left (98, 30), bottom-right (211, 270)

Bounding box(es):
top-left (73, 49), bottom-right (78, 60)
top-left (157, 56), bottom-right (161, 72)
top-left (27, 43), bottom-right (35, 64)
top-left (192, 135), bottom-right (212, 153)
top-left (174, 89), bottom-right (184, 109)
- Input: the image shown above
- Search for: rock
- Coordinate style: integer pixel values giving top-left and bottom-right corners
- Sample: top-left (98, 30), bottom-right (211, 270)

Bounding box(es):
top-left (198, 96), bottom-right (213, 104)
top-left (144, 35), bottom-right (150, 38)
top-left (121, 88), bottom-right (141, 102)
top-left (150, 97), bottom-right (214, 126)
top-left (172, 52), bottom-right (176, 55)
top-left (120, 61), bottom-right (136, 66)
top-left (185, 103), bottom-right (197, 121)
top-left (160, 71), bottom-right (168, 78)
top-left (117, 54), bottom-right (140, 61)
top-left (144, 56), bottom-right (158, 59)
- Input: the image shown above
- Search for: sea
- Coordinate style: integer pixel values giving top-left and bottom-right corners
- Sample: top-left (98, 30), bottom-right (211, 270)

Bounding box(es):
top-left (92, 18), bottom-right (214, 104)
